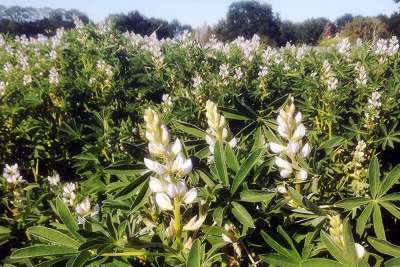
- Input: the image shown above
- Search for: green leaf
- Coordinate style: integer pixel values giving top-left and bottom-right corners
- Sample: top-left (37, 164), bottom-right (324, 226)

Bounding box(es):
top-left (213, 207), bottom-right (225, 226)
top-left (214, 141), bottom-right (229, 186)
top-left (380, 201), bottom-right (400, 220)
top-left (378, 165), bottom-right (400, 197)
top-left (34, 256), bottom-right (70, 267)
top-left (104, 164), bottom-right (145, 176)
top-left (27, 226), bottom-right (80, 248)
top-left (259, 254), bottom-right (298, 267)
top-left (70, 250), bottom-right (92, 267)
top-left (318, 137), bottom-right (345, 150)
top-left (335, 197), bottom-right (370, 210)
top-left (372, 204), bottom-right (386, 239)
top-left (11, 245), bottom-right (77, 259)
top-left (381, 193), bottom-right (400, 201)
top-left (231, 202), bottom-right (255, 228)
top-left (220, 107), bottom-right (252, 121)
top-left (55, 198), bottom-right (82, 241)
top-left (240, 190), bottom-right (275, 204)
top-left (368, 237), bottom-right (400, 257)
top-left (369, 156), bottom-right (380, 198)
top-left (356, 203), bottom-right (373, 236)
top-left (302, 258), bottom-right (346, 267)
top-left (173, 120), bottom-right (206, 138)
top-left (385, 257), bottom-right (400, 267)
top-left (186, 239), bottom-right (202, 267)
top-left (225, 145), bottom-right (239, 173)
top-left (230, 148), bottom-right (263, 194)
top-left (261, 231), bottom-right (293, 259)
top-left (115, 171), bottom-right (151, 199)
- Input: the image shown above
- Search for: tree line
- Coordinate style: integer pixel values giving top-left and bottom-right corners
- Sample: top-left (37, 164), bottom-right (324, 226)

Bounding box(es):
top-left (1, 1), bottom-right (399, 45)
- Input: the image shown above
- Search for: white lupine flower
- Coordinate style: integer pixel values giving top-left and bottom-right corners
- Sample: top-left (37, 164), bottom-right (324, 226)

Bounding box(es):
top-left (192, 74), bottom-right (203, 88)
top-left (23, 74), bottom-right (32, 86)
top-left (234, 67), bottom-right (243, 81)
top-left (355, 243), bottom-right (366, 258)
top-left (337, 38), bottom-right (351, 56)
top-left (155, 193), bottom-right (174, 210)
top-left (364, 91), bottom-right (382, 128)
top-left (205, 100), bottom-right (236, 152)
top-left (3, 164), bottom-right (24, 184)
top-left (321, 60), bottom-right (338, 91)
top-left (258, 66), bottom-right (268, 78)
top-left (0, 81), bottom-right (6, 95)
top-left (183, 213), bottom-right (206, 231)
top-left (76, 198), bottom-right (100, 224)
top-left (270, 96), bottom-right (310, 183)
top-left (144, 108), bottom-right (196, 211)
top-left (277, 185), bottom-right (287, 194)
top-left (47, 174), bottom-right (60, 186)
top-left (49, 67), bottom-right (59, 85)
top-left (354, 62), bottom-right (368, 87)
top-left (162, 94), bottom-right (173, 106)
top-left (219, 63), bottom-right (229, 80)
top-left (353, 140), bottom-right (367, 164)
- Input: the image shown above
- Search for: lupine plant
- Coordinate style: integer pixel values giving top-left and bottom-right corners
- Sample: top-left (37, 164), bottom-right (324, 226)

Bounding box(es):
top-left (1, 20), bottom-right (400, 266)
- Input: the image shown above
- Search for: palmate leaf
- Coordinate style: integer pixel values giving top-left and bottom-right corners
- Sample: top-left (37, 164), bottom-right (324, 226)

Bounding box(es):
top-left (173, 120), bottom-right (206, 138)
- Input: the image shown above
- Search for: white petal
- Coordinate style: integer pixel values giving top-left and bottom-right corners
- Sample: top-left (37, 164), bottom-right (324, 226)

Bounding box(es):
top-left (181, 159), bottom-right (193, 175)
top-left (269, 142), bottom-right (285, 153)
top-left (294, 112), bottom-right (302, 123)
top-left (280, 169), bottom-right (292, 178)
top-left (149, 176), bottom-right (165, 193)
top-left (176, 180), bottom-right (188, 196)
top-left (296, 169), bottom-right (308, 181)
top-left (205, 134), bottom-right (216, 146)
top-left (182, 188), bottom-right (197, 204)
top-left (161, 125), bottom-right (170, 145)
top-left (155, 193), bottom-right (173, 210)
top-left (355, 243), bottom-right (365, 259)
top-left (167, 183), bottom-right (178, 198)
top-left (277, 124), bottom-right (289, 138)
top-left (275, 157), bottom-right (292, 170)
top-left (300, 143), bottom-right (311, 157)
top-left (144, 158), bottom-right (166, 175)
top-left (171, 138), bottom-right (182, 155)
top-left (277, 185), bottom-right (287, 194)
top-left (286, 141), bottom-right (300, 155)
top-left (292, 124), bottom-right (306, 140)
top-left (222, 233), bottom-right (233, 243)
top-left (229, 138), bottom-right (238, 148)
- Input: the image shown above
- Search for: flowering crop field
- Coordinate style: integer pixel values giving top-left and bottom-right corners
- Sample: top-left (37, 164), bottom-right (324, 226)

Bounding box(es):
top-left (1, 20), bottom-right (400, 267)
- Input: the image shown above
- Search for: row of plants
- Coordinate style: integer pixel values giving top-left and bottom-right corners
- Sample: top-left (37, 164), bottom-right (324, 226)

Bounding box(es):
top-left (1, 20), bottom-right (400, 266)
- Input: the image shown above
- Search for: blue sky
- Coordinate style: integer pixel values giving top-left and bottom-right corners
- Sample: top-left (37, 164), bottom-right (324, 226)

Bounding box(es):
top-left (1, 0), bottom-right (398, 27)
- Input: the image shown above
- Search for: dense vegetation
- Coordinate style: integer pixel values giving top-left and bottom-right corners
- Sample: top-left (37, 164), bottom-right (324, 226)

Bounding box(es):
top-left (2, 1), bottom-right (400, 46)
top-left (1, 19), bottom-right (400, 266)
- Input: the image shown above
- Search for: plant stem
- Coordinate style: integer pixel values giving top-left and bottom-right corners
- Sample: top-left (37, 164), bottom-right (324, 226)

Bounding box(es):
top-left (174, 198), bottom-right (182, 250)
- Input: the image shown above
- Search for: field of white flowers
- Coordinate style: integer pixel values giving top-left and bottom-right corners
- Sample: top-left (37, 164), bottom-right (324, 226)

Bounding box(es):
top-left (1, 18), bottom-right (400, 266)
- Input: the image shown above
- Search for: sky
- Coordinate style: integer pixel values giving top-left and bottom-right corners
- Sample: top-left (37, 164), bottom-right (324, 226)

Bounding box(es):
top-left (1, 0), bottom-right (398, 27)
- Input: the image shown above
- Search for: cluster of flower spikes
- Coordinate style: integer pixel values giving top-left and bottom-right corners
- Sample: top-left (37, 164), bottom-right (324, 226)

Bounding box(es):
top-left (205, 100), bottom-right (237, 153)
top-left (269, 96), bottom-right (311, 186)
top-left (320, 60), bottom-right (338, 91)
